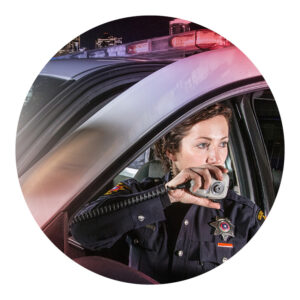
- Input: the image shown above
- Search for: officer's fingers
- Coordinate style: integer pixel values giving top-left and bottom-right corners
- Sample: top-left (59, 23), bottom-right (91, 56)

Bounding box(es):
top-left (221, 166), bottom-right (229, 173)
top-left (213, 165), bottom-right (228, 176)
top-left (167, 189), bottom-right (185, 203)
top-left (166, 174), bottom-right (188, 190)
top-left (191, 166), bottom-right (219, 182)
top-left (190, 173), bottom-right (202, 192)
top-left (194, 197), bottom-right (221, 209)
top-left (168, 168), bottom-right (194, 186)
top-left (209, 166), bottom-right (224, 181)
top-left (209, 164), bottom-right (228, 172)
top-left (203, 165), bottom-right (227, 181)
top-left (174, 168), bottom-right (202, 192)
top-left (190, 168), bottom-right (210, 190)
top-left (196, 168), bottom-right (211, 190)
top-left (184, 194), bottom-right (220, 209)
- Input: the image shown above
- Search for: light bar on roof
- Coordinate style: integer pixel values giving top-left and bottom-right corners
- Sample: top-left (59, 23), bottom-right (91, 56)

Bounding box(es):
top-left (196, 29), bottom-right (231, 50)
top-left (170, 33), bottom-right (196, 48)
top-left (170, 29), bottom-right (231, 50)
top-left (53, 29), bottom-right (231, 60)
top-left (127, 42), bottom-right (150, 54)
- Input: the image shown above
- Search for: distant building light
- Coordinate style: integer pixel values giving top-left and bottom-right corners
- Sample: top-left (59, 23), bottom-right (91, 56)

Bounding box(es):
top-left (95, 35), bottom-right (123, 49)
top-left (55, 36), bottom-right (81, 57)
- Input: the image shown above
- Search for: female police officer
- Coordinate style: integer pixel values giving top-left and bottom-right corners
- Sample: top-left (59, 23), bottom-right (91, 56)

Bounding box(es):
top-left (70, 103), bottom-right (265, 283)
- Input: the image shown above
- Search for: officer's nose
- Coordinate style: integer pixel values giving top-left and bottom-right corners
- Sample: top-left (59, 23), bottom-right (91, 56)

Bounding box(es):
top-left (206, 146), bottom-right (221, 165)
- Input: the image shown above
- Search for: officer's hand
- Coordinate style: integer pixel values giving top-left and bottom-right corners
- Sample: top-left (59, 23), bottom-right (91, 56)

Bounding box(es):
top-left (165, 165), bottom-right (228, 209)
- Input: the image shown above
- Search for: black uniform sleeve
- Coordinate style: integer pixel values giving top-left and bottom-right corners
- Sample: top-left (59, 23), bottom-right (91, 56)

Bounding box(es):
top-left (70, 177), bottom-right (171, 251)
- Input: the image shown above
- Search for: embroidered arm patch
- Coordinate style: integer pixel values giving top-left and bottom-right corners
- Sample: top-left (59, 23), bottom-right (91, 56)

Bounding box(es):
top-left (256, 209), bottom-right (266, 223)
top-left (104, 182), bottom-right (131, 195)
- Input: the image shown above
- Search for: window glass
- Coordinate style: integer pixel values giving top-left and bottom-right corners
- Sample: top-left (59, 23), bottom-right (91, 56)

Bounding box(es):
top-left (113, 148), bottom-right (154, 185)
top-left (17, 75), bottom-right (71, 131)
top-left (253, 91), bottom-right (284, 194)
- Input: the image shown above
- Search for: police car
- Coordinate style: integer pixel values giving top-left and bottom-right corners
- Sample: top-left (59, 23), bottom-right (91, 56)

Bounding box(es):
top-left (16, 29), bottom-right (284, 283)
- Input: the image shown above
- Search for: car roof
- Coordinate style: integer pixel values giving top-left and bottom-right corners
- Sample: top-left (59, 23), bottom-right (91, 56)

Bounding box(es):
top-left (21, 46), bottom-right (265, 228)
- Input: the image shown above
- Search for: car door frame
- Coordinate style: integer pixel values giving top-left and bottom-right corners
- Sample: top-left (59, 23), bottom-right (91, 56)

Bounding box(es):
top-left (230, 94), bottom-right (276, 214)
top-left (67, 80), bottom-right (271, 222)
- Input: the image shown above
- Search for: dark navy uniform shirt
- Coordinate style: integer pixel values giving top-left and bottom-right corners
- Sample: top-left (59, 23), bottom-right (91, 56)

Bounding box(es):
top-left (70, 174), bottom-right (264, 283)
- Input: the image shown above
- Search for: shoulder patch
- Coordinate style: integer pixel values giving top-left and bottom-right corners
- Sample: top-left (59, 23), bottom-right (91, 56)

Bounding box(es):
top-left (256, 209), bottom-right (266, 222)
top-left (104, 182), bottom-right (130, 195)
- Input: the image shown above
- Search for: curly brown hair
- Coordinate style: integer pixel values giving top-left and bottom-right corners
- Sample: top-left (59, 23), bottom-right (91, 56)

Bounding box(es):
top-left (154, 103), bottom-right (232, 172)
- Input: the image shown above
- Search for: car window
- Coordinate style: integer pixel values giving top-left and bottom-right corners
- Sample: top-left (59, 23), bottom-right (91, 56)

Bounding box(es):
top-left (113, 148), bottom-right (152, 185)
top-left (17, 75), bottom-right (71, 131)
top-left (252, 91), bottom-right (284, 195)
top-left (110, 91), bottom-right (284, 207)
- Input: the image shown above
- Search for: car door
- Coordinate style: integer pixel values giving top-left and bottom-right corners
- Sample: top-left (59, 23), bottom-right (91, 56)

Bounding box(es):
top-left (18, 46), bottom-right (283, 260)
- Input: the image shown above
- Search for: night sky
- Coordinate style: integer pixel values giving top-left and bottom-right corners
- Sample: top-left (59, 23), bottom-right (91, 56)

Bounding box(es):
top-left (79, 16), bottom-right (205, 50)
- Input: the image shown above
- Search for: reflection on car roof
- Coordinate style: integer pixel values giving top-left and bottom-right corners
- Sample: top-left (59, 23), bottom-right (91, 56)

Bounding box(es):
top-left (40, 58), bottom-right (134, 80)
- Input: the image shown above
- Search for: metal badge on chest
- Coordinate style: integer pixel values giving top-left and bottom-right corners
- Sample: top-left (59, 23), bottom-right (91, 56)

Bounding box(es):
top-left (209, 216), bottom-right (235, 241)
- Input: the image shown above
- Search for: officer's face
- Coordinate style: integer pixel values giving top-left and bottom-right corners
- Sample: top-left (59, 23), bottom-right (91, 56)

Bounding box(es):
top-left (170, 115), bottom-right (229, 171)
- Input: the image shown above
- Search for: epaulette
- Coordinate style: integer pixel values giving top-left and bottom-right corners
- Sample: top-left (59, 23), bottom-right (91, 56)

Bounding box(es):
top-left (226, 190), bottom-right (255, 209)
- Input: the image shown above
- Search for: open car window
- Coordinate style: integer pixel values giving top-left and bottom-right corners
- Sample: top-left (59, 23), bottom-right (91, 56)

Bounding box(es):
top-left (112, 98), bottom-right (242, 198)
top-left (110, 91), bottom-right (283, 210)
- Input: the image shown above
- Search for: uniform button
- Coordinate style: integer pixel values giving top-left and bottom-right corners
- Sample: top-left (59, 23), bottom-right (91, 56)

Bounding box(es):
top-left (222, 257), bottom-right (228, 263)
top-left (133, 238), bottom-right (139, 245)
top-left (177, 250), bottom-right (184, 257)
top-left (138, 215), bottom-right (145, 222)
top-left (184, 219), bottom-right (189, 226)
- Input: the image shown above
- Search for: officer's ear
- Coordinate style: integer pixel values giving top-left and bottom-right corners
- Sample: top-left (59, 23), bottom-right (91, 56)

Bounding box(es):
top-left (166, 150), bottom-right (177, 162)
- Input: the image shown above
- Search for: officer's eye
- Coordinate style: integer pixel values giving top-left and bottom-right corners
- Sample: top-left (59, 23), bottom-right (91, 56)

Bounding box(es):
top-left (219, 141), bottom-right (228, 148)
top-left (197, 143), bottom-right (209, 149)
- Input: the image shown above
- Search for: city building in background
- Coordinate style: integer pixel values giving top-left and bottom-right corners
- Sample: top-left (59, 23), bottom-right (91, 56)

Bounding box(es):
top-left (55, 36), bottom-right (82, 57)
top-left (95, 32), bottom-right (122, 49)
top-left (54, 18), bottom-right (194, 57)
top-left (169, 18), bottom-right (191, 35)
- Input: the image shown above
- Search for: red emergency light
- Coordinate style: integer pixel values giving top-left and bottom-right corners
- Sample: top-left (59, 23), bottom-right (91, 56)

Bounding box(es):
top-left (170, 34), bottom-right (196, 48)
top-left (170, 29), bottom-right (231, 50)
top-left (196, 29), bottom-right (231, 50)
top-left (127, 42), bottom-right (149, 54)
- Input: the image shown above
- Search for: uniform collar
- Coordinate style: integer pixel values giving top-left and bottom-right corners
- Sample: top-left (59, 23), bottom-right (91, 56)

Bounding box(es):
top-left (164, 172), bottom-right (172, 182)
top-left (217, 189), bottom-right (233, 212)
top-left (218, 200), bottom-right (225, 212)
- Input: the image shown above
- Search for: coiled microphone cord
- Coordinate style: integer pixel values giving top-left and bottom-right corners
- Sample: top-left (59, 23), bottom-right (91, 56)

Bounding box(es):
top-left (71, 184), bottom-right (167, 225)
